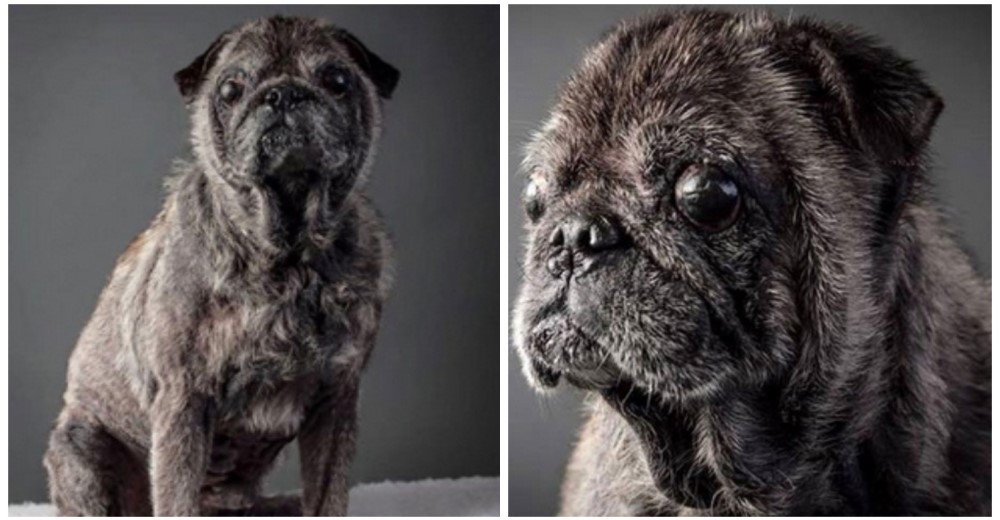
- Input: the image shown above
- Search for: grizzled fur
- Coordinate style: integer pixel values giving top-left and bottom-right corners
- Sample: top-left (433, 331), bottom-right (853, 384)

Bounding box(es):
top-left (44, 16), bottom-right (398, 516)
top-left (513, 9), bottom-right (990, 516)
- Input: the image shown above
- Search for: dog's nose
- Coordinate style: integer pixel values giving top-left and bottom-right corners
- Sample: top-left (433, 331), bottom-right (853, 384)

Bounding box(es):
top-left (559, 214), bottom-right (624, 253)
top-left (264, 84), bottom-right (311, 112)
top-left (546, 215), bottom-right (625, 277)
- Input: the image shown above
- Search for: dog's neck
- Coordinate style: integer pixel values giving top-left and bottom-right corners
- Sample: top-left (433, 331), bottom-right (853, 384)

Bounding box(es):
top-left (599, 381), bottom-right (791, 514)
top-left (170, 164), bottom-right (359, 292)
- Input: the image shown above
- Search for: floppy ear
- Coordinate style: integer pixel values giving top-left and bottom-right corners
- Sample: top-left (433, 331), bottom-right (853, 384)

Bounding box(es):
top-left (174, 31), bottom-right (232, 104)
top-left (335, 30), bottom-right (400, 99)
top-left (795, 21), bottom-right (943, 170)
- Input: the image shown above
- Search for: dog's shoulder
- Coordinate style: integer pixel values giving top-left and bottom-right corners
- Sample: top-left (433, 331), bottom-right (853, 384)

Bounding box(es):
top-left (110, 197), bottom-right (173, 276)
top-left (351, 194), bottom-right (393, 299)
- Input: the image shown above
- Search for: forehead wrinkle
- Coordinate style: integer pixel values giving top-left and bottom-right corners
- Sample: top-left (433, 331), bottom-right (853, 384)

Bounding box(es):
top-left (524, 111), bottom-right (586, 186)
top-left (564, 13), bottom-right (787, 139)
top-left (534, 10), bottom-right (813, 199)
top-left (226, 22), bottom-right (355, 80)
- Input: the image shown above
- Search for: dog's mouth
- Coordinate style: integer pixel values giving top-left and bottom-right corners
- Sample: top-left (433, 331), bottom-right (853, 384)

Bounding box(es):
top-left (519, 292), bottom-right (622, 390)
top-left (517, 269), bottom-right (738, 398)
top-left (259, 125), bottom-right (322, 175)
top-left (260, 124), bottom-right (310, 158)
top-left (257, 127), bottom-right (333, 200)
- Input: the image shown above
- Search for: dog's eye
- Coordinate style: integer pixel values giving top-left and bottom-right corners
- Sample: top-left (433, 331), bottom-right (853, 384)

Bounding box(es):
top-left (674, 163), bottom-right (741, 232)
top-left (319, 64), bottom-right (352, 97)
top-left (218, 79), bottom-right (244, 105)
top-left (524, 179), bottom-right (544, 222)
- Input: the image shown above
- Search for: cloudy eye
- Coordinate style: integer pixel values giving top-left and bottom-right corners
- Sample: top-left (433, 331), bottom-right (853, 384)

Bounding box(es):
top-left (217, 78), bottom-right (244, 105)
top-left (674, 163), bottom-right (741, 232)
top-left (319, 64), bottom-right (352, 97)
top-left (524, 179), bottom-right (544, 222)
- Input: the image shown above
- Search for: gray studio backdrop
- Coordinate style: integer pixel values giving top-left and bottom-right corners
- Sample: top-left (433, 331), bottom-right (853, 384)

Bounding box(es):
top-left (10, 5), bottom-right (499, 503)
top-left (508, 5), bottom-right (991, 516)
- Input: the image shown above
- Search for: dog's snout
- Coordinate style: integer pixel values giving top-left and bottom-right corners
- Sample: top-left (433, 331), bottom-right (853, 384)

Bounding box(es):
top-left (546, 215), bottom-right (625, 278)
top-left (264, 84), bottom-right (312, 112)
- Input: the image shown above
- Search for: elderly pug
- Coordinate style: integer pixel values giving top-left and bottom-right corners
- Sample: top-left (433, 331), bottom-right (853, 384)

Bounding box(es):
top-left (44, 16), bottom-right (398, 516)
top-left (513, 9), bottom-right (990, 516)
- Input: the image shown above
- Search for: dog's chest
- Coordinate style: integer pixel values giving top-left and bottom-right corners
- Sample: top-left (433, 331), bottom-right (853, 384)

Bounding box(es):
top-left (205, 379), bottom-right (314, 487)
top-left (222, 375), bottom-right (317, 435)
top-left (193, 268), bottom-right (363, 441)
top-left (197, 276), bottom-right (353, 378)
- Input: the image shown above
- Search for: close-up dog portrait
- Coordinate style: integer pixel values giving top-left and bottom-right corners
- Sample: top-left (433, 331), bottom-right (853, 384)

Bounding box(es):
top-left (510, 5), bottom-right (990, 516)
top-left (10, 5), bottom-right (500, 517)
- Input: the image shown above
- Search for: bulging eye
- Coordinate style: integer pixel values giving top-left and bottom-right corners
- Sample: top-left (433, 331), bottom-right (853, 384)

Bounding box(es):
top-left (218, 79), bottom-right (244, 105)
top-left (524, 179), bottom-right (544, 222)
top-left (319, 64), bottom-right (352, 97)
top-left (674, 163), bottom-right (741, 232)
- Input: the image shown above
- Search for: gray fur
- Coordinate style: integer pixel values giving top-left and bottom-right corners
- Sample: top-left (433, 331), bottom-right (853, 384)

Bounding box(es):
top-left (44, 16), bottom-right (397, 516)
top-left (513, 9), bottom-right (990, 515)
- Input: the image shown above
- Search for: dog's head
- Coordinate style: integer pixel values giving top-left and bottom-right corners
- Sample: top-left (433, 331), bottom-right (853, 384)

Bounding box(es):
top-left (513, 10), bottom-right (941, 403)
top-left (175, 16), bottom-right (398, 205)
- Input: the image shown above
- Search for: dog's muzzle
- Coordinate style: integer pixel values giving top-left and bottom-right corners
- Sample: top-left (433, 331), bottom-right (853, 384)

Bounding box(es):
top-left (544, 213), bottom-right (627, 279)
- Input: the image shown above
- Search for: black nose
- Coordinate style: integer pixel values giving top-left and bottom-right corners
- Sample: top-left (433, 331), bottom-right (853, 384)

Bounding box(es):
top-left (546, 215), bottom-right (625, 277)
top-left (554, 215), bottom-right (624, 253)
top-left (264, 84), bottom-right (311, 111)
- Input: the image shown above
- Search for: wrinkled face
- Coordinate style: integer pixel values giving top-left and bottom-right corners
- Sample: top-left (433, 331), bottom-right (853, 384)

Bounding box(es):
top-left (516, 10), bottom-right (943, 407)
top-left (180, 17), bottom-right (398, 202)
top-left (514, 13), bottom-right (836, 401)
top-left (515, 135), bottom-right (780, 401)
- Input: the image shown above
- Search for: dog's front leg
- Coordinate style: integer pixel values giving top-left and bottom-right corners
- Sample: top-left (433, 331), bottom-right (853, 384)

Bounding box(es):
top-left (298, 380), bottom-right (359, 516)
top-left (149, 387), bottom-right (213, 516)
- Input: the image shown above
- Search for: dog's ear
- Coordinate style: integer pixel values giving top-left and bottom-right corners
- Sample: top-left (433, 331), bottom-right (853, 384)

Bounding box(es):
top-left (174, 31), bottom-right (232, 104)
top-left (794, 21), bottom-right (943, 170)
top-left (335, 30), bottom-right (400, 99)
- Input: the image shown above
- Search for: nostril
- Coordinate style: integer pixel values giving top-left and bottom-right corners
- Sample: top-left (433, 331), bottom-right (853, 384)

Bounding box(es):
top-left (265, 86), bottom-right (312, 111)
top-left (549, 228), bottom-right (565, 248)
top-left (576, 227), bottom-right (592, 249)
top-left (562, 215), bottom-right (624, 254)
top-left (588, 218), bottom-right (622, 251)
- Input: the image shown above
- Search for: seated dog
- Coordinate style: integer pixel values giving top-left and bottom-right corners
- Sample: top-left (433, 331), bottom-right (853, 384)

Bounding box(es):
top-left (44, 16), bottom-right (398, 516)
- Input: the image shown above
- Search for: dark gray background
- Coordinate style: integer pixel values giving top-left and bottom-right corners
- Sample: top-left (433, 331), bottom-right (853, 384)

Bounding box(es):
top-left (508, 5), bottom-right (991, 516)
top-left (10, 5), bottom-right (499, 503)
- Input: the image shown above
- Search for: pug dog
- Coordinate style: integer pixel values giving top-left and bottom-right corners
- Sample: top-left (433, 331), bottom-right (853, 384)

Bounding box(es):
top-left (43, 16), bottom-right (398, 516)
top-left (513, 9), bottom-right (990, 516)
